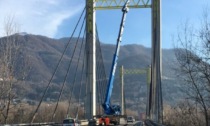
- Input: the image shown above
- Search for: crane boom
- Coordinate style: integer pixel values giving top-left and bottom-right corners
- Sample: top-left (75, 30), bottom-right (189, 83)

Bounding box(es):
top-left (102, 0), bottom-right (130, 115)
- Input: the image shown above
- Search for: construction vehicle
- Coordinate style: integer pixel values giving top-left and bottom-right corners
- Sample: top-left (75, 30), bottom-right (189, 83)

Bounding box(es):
top-left (97, 0), bottom-right (130, 125)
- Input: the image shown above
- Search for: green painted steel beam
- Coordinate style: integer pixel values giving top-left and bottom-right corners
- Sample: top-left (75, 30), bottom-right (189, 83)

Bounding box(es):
top-left (95, 0), bottom-right (151, 10)
top-left (124, 68), bottom-right (147, 75)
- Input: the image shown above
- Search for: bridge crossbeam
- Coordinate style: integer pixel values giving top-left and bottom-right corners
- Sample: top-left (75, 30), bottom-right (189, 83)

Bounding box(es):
top-left (124, 69), bottom-right (147, 75)
top-left (95, 0), bottom-right (151, 10)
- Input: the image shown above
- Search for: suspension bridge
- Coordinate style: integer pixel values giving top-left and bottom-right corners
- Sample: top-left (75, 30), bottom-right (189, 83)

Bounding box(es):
top-left (5, 0), bottom-right (163, 125)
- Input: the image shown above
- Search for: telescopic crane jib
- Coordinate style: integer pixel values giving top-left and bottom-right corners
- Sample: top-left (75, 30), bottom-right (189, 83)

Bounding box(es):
top-left (102, 0), bottom-right (129, 116)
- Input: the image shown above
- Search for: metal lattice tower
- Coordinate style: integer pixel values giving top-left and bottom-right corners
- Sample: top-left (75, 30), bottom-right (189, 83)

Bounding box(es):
top-left (86, 0), bottom-right (162, 123)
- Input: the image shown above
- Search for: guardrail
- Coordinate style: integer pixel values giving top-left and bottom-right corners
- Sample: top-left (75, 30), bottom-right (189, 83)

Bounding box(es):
top-left (145, 119), bottom-right (165, 126)
top-left (3, 122), bottom-right (63, 126)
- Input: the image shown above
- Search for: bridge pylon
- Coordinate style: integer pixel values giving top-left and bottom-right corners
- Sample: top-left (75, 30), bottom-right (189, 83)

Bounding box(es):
top-left (150, 0), bottom-right (163, 123)
top-left (85, 0), bottom-right (96, 119)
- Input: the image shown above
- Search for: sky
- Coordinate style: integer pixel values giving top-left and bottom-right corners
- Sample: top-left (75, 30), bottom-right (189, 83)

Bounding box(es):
top-left (0, 0), bottom-right (209, 49)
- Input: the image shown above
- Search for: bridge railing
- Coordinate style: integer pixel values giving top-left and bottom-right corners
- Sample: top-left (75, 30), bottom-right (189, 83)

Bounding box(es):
top-left (145, 119), bottom-right (165, 126)
top-left (3, 122), bottom-right (62, 126)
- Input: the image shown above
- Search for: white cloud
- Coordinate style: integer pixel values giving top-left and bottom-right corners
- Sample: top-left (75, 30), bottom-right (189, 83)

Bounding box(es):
top-left (0, 0), bottom-right (84, 38)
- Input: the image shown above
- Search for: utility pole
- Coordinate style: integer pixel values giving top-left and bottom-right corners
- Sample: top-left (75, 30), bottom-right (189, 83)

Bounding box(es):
top-left (85, 0), bottom-right (96, 119)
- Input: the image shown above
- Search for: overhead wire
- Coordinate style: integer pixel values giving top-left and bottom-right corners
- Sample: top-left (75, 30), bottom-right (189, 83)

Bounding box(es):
top-left (30, 7), bottom-right (86, 123)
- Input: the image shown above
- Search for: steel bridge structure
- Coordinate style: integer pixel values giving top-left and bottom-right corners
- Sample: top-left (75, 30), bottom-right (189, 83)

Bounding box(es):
top-left (85, 0), bottom-right (163, 124)
top-left (4, 1), bottom-right (163, 125)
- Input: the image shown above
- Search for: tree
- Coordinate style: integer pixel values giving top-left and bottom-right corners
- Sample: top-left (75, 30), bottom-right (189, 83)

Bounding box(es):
top-left (164, 100), bottom-right (205, 126)
top-left (174, 10), bottom-right (210, 126)
top-left (0, 16), bottom-right (30, 124)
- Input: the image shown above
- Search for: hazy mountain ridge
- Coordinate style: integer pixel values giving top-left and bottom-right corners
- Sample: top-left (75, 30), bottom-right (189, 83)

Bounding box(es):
top-left (0, 34), bottom-right (183, 106)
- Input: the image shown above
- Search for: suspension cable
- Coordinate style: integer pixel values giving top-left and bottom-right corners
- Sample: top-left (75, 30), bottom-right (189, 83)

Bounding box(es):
top-left (30, 7), bottom-right (86, 123)
top-left (75, 32), bottom-right (86, 119)
top-left (50, 11), bottom-right (86, 121)
top-left (73, 30), bottom-right (86, 119)
top-left (96, 60), bottom-right (102, 115)
top-left (95, 28), bottom-right (103, 114)
top-left (66, 17), bottom-right (86, 117)
top-left (83, 56), bottom-right (88, 118)
top-left (96, 26), bottom-right (108, 103)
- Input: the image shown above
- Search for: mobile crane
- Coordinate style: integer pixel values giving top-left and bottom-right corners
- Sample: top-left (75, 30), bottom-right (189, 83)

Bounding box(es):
top-left (98, 0), bottom-right (130, 125)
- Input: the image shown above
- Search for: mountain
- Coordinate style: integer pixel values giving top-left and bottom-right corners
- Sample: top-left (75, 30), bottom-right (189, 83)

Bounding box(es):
top-left (0, 34), bottom-right (184, 108)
